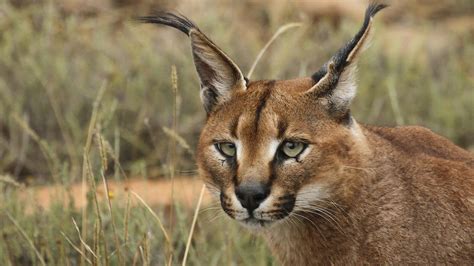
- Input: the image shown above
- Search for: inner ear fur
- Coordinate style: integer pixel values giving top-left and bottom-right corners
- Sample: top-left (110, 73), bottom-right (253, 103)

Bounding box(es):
top-left (138, 12), bottom-right (246, 113)
top-left (307, 3), bottom-right (388, 118)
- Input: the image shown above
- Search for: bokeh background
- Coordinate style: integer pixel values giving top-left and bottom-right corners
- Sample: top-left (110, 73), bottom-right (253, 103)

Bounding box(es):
top-left (0, 0), bottom-right (473, 265)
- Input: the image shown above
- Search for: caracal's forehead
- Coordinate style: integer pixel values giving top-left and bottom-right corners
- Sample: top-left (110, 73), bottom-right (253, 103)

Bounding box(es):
top-left (203, 77), bottom-right (326, 141)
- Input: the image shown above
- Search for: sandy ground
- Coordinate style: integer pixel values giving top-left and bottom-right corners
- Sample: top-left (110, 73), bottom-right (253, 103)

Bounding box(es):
top-left (18, 177), bottom-right (214, 212)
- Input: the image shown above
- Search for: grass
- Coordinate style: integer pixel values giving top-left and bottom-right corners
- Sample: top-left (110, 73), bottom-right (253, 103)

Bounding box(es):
top-left (0, 0), bottom-right (473, 265)
top-left (1, 82), bottom-right (271, 264)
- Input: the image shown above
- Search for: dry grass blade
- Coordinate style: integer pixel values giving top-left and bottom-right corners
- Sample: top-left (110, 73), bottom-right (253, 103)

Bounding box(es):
top-left (60, 231), bottom-right (93, 265)
top-left (100, 171), bottom-right (124, 264)
top-left (247, 22), bottom-right (303, 79)
top-left (93, 221), bottom-right (100, 266)
top-left (124, 191), bottom-right (132, 243)
top-left (143, 232), bottom-right (150, 266)
top-left (96, 131), bottom-right (124, 265)
top-left (81, 81), bottom-right (107, 266)
top-left (97, 132), bottom-right (130, 181)
top-left (162, 126), bottom-right (194, 155)
top-left (11, 114), bottom-right (60, 182)
top-left (169, 65), bottom-right (179, 266)
top-left (97, 132), bottom-right (108, 172)
top-left (387, 78), bottom-right (405, 125)
top-left (28, 63), bottom-right (80, 175)
top-left (0, 174), bottom-right (23, 188)
top-left (130, 191), bottom-right (171, 245)
top-left (71, 218), bottom-right (98, 259)
top-left (182, 184), bottom-right (206, 266)
top-left (5, 212), bottom-right (47, 266)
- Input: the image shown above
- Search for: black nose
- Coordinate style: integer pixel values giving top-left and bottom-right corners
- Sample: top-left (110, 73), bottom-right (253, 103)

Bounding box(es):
top-left (235, 182), bottom-right (270, 212)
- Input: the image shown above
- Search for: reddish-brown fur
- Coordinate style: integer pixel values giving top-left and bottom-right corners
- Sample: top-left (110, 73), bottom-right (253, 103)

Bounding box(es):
top-left (141, 5), bottom-right (474, 264)
top-left (196, 79), bottom-right (474, 264)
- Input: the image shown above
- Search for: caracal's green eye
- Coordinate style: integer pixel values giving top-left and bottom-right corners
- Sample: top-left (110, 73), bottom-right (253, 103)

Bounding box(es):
top-left (281, 141), bottom-right (306, 158)
top-left (216, 142), bottom-right (236, 157)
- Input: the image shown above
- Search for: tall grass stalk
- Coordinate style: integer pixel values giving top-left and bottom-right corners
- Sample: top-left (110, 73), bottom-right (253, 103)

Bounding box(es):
top-left (247, 22), bottom-right (303, 79)
top-left (131, 191), bottom-right (172, 261)
top-left (387, 77), bottom-right (405, 125)
top-left (123, 191), bottom-right (132, 244)
top-left (182, 184), bottom-right (206, 266)
top-left (85, 155), bottom-right (106, 263)
top-left (93, 221), bottom-right (100, 266)
top-left (71, 218), bottom-right (98, 260)
top-left (57, 236), bottom-right (69, 266)
top-left (162, 127), bottom-right (194, 155)
top-left (97, 131), bottom-right (124, 265)
top-left (0, 174), bottom-right (22, 188)
top-left (80, 82), bottom-right (107, 266)
top-left (12, 114), bottom-right (61, 183)
top-left (61, 231), bottom-right (93, 265)
top-left (168, 65), bottom-right (179, 265)
top-left (31, 66), bottom-right (79, 176)
top-left (5, 212), bottom-right (46, 266)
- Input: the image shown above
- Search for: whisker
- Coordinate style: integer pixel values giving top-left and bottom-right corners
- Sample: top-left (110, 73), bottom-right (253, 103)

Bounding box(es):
top-left (202, 206), bottom-right (221, 212)
top-left (298, 199), bottom-right (349, 219)
top-left (295, 197), bottom-right (349, 222)
top-left (208, 212), bottom-right (227, 223)
top-left (295, 206), bottom-right (346, 235)
top-left (290, 212), bottom-right (328, 244)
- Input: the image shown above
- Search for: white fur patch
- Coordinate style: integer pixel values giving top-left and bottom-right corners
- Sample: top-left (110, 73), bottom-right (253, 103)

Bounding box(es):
top-left (235, 139), bottom-right (243, 161)
top-left (349, 120), bottom-right (372, 156)
top-left (253, 194), bottom-right (275, 220)
top-left (298, 145), bottom-right (312, 161)
top-left (294, 182), bottom-right (329, 210)
top-left (265, 139), bottom-right (280, 161)
top-left (190, 31), bottom-right (246, 106)
top-left (331, 66), bottom-right (357, 110)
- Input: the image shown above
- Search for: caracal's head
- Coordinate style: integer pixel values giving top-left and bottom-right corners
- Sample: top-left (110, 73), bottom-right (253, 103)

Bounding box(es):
top-left (140, 3), bottom-right (386, 230)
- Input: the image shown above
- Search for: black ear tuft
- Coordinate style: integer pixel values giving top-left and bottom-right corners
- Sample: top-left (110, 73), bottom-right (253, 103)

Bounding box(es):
top-left (366, 2), bottom-right (389, 18)
top-left (307, 2), bottom-right (388, 120)
top-left (311, 2), bottom-right (388, 85)
top-left (137, 12), bottom-right (197, 35)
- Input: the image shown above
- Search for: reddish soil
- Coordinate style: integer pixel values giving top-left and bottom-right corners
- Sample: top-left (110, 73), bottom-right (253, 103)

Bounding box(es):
top-left (19, 177), bottom-right (213, 212)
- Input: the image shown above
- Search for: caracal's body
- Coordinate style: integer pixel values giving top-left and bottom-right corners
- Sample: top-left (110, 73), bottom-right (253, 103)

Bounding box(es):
top-left (140, 3), bottom-right (474, 264)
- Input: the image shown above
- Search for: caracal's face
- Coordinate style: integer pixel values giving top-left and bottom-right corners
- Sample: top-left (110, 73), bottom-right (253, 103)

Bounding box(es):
top-left (140, 4), bottom-right (384, 230)
top-left (197, 78), bottom-right (357, 230)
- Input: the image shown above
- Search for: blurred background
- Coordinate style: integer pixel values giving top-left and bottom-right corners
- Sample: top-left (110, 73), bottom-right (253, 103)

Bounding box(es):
top-left (0, 0), bottom-right (473, 265)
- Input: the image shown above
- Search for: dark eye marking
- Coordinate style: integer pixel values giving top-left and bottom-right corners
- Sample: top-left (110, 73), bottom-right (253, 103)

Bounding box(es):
top-left (230, 115), bottom-right (241, 138)
top-left (277, 119), bottom-right (288, 139)
top-left (253, 86), bottom-right (273, 133)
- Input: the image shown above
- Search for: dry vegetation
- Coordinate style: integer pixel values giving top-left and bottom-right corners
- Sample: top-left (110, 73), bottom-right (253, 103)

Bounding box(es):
top-left (0, 0), bottom-right (473, 265)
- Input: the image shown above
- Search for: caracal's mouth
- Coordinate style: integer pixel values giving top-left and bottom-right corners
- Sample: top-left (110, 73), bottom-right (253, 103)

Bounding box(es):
top-left (219, 189), bottom-right (296, 231)
top-left (239, 217), bottom-right (274, 229)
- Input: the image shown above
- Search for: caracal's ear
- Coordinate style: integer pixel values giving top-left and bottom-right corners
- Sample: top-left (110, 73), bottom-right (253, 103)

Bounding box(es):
top-left (306, 3), bottom-right (387, 121)
top-left (138, 12), bottom-right (246, 113)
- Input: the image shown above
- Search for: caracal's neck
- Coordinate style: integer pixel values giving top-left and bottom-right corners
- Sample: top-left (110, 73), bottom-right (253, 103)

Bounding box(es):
top-left (348, 119), bottom-right (403, 167)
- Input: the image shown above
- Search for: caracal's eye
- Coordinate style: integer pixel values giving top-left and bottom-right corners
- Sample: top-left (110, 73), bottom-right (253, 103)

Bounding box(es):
top-left (281, 141), bottom-right (306, 158)
top-left (216, 142), bottom-right (236, 158)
